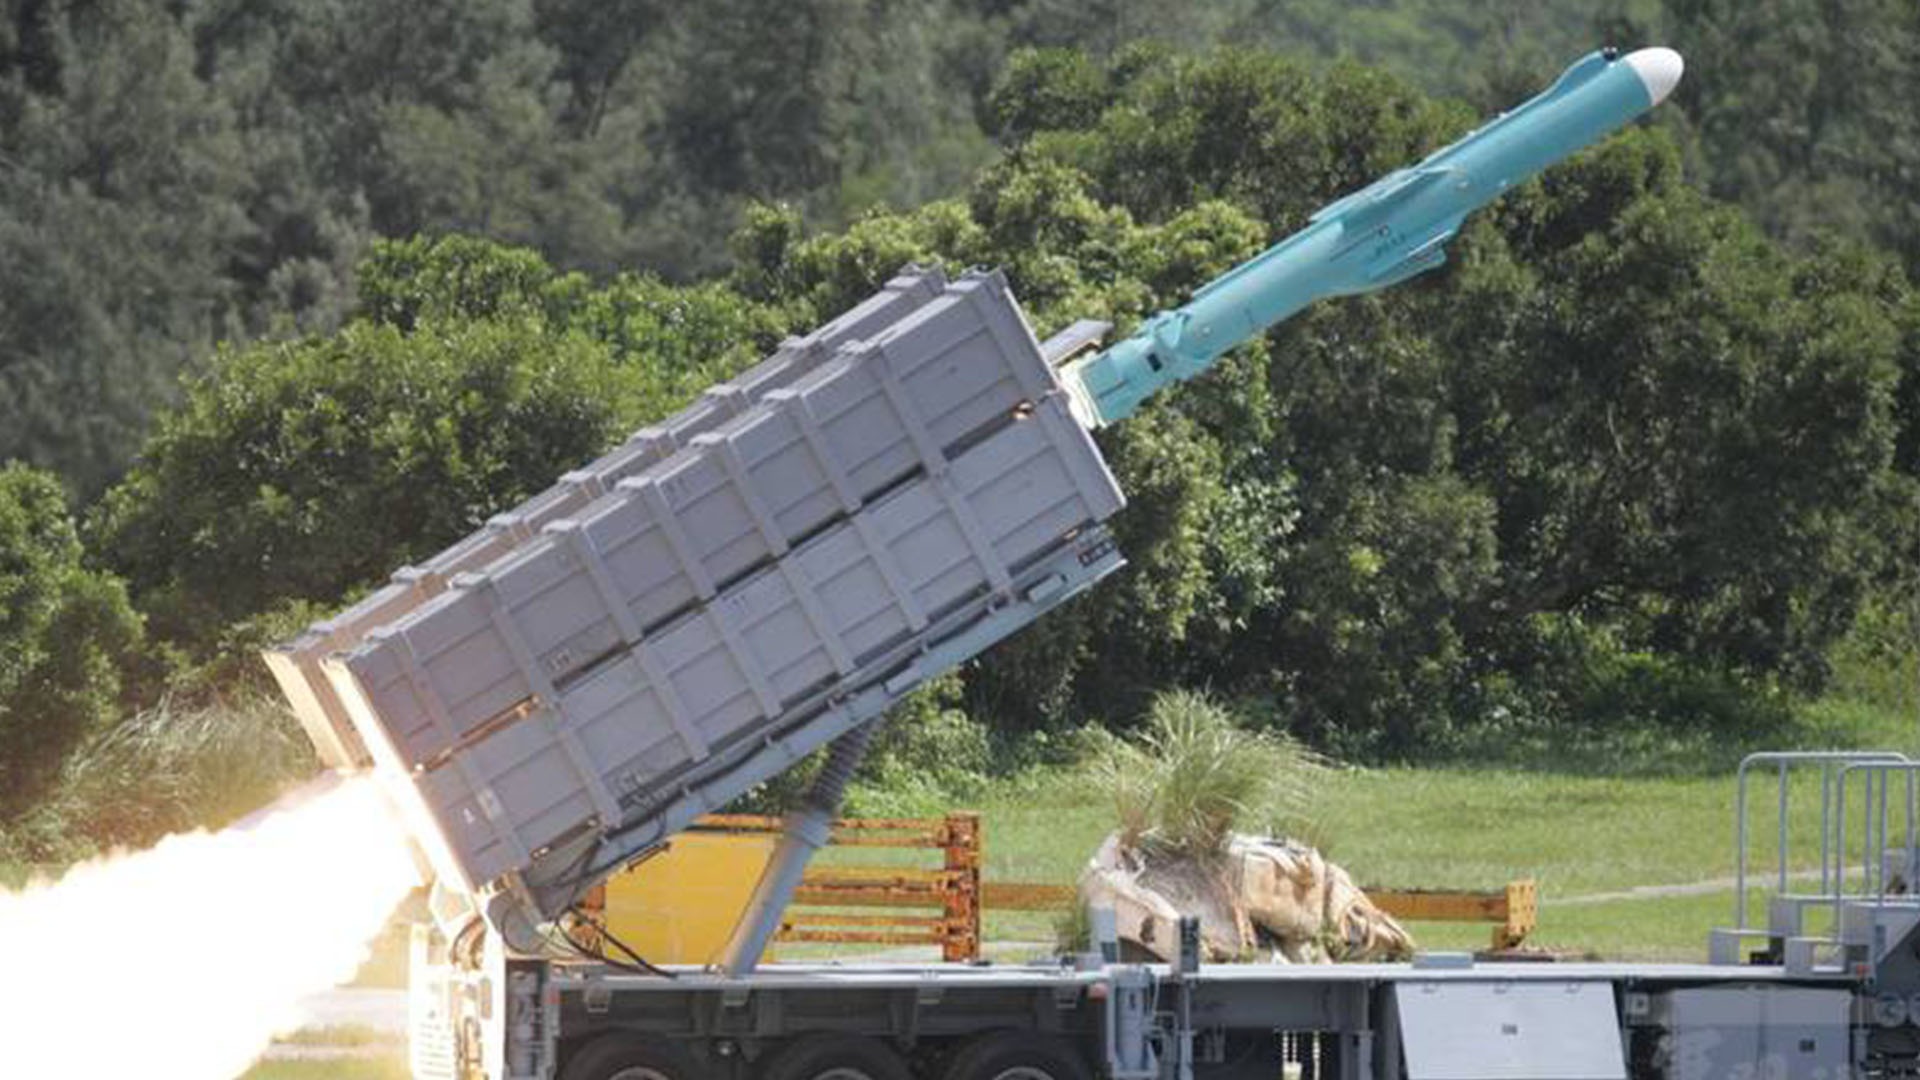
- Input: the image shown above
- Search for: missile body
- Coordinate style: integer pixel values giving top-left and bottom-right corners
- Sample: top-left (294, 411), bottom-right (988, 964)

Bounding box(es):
top-left (1061, 47), bottom-right (1684, 428)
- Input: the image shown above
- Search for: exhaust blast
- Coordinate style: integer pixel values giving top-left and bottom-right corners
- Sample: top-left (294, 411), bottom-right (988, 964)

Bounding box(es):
top-left (0, 772), bottom-right (420, 1078)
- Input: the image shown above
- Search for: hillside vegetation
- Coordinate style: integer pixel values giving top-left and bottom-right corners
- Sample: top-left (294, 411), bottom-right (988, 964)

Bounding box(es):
top-left (4, 8), bottom-right (1920, 860)
top-left (5, 1), bottom-right (1919, 494)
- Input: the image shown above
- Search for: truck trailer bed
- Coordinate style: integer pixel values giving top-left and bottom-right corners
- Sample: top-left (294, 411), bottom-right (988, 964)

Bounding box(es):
top-left (411, 947), bottom-right (1851, 1080)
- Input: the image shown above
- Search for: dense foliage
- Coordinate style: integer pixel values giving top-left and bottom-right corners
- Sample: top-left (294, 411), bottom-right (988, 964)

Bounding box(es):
top-left (6, 0), bottom-right (1920, 496)
top-left (66, 44), bottom-right (1917, 765)
top-left (6, 11), bottom-right (1920, 848)
top-left (745, 47), bottom-right (1918, 756)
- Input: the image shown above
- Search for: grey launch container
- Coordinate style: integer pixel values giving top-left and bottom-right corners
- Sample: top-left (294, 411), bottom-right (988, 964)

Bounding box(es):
top-left (319, 280), bottom-right (1126, 928)
top-left (329, 395), bottom-right (1121, 901)
top-left (264, 267), bottom-right (950, 771)
top-left (335, 272), bottom-right (1060, 774)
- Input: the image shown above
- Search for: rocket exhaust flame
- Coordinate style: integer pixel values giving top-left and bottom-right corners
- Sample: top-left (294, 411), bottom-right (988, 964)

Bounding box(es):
top-left (0, 773), bottom-right (419, 1079)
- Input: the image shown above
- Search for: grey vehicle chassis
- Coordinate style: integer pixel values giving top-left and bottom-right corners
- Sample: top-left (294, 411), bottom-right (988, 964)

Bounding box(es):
top-left (415, 948), bottom-right (1878, 1080)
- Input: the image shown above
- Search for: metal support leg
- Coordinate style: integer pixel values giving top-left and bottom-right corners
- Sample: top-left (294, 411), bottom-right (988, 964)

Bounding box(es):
top-left (716, 722), bottom-right (879, 976)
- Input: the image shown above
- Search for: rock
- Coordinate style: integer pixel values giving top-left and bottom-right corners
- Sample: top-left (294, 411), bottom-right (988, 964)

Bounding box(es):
top-left (1078, 831), bottom-right (1413, 963)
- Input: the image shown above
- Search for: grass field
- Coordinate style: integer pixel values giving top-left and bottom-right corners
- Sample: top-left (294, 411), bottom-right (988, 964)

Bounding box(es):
top-left (118, 684), bottom-right (1920, 994)
top-left (964, 770), bottom-right (1773, 959)
top-left (947, 687), bottom-right (1920, 962)
top-left (218, 678), bottom-right (1914, 1079)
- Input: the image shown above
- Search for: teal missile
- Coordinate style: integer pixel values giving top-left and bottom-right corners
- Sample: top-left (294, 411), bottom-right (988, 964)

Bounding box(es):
top-left (1060, 46), bottom-right (1685, 428)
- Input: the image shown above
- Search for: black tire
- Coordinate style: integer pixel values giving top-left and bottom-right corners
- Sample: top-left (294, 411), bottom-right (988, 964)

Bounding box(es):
top-left (561, 1034), bottom-right (704, 1080)
top-left (760, 1033), bottom-right (912, 1080)
top-left (940, 1031), bottom-right (1091, 1080)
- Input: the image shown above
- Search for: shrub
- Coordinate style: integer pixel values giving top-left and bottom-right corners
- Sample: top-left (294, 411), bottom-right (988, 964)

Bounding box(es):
top-left (1826, 597), bottom-right (1920, 717)
top-left (731, 676), bottom-right (993, 816)
top-left (1095, 689), bottom-right (1328, 856)
top-left (843, 677), bottom-right (994, 815)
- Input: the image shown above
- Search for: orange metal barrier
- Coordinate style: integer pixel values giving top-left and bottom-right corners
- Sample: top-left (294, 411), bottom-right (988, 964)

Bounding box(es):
top-left (598, 813), bottom-right (1532, 961)
top-left (1366, 880), bottom-right (1538, 950)
top-left (977, 880), bottom-right (1538, 950)
top-left (695, 812), bottom-right (982, 962)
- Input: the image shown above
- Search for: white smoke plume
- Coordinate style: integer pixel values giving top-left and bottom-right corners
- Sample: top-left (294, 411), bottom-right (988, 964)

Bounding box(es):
top-left (0, 773), bottom-right (419, 1078)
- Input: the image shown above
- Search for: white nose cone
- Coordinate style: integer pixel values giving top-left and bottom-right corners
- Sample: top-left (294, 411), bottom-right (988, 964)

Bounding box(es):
top-left (1623, 47), bottom-right (1684, 105)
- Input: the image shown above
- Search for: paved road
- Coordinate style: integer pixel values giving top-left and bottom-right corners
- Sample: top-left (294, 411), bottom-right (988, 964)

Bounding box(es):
top-left (1551, 868), bottom-right (1827, 906)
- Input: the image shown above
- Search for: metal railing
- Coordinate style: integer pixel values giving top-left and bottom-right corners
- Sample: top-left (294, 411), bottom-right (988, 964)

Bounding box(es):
top-left (1832, 760), bottom-right (1920, 938)
top-left (1732, 751), bottom-right (1909, 932)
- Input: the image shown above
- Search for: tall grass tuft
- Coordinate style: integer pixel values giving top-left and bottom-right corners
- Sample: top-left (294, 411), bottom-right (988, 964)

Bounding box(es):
top-left (1095, 689), bottom-right (1330, 858)
top-left (44, 696), bottom-right (318, 852)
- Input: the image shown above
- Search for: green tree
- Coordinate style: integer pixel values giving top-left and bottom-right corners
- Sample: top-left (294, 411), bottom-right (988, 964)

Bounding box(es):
top-left (355, 232), bottom-right (583, 329)
top-left (1460, 135), bottom-right (1904, 687)
top-left (90, 318), bottom-right (638, 647)
top-left (0, 465), bottom-right (143, 818)
top-left (729, 156), bottom-right (1274, 734)
top-left (92, 235), bottom-right (784, 655)
top-left (13, 17), bottom-right (1913, 764)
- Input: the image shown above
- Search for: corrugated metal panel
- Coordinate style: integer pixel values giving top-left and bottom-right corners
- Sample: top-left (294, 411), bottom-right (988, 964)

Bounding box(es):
top-left (329, 394), bottom-right (1122, 896)
top-left (336, 272), bottom-right (1060, 771)
top-left (264, 266), bottom-right (948, 769)
top-left (536, 518), bottom-right (1122, 921)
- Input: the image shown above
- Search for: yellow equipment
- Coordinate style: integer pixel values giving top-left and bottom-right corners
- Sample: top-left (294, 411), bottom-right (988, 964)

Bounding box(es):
top-left (598, 832), bottom-right (779, 965)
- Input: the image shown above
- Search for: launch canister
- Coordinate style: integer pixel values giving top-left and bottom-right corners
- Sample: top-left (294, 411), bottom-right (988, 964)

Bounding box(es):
top-left (1059, 46), bottom-right (1685, 428)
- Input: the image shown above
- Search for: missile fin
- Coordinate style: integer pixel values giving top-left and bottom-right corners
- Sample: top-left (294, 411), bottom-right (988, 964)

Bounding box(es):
top-left (1367, 219), bottom-right (1463, 287)
top-left (1369, 248), bottom-right (1445, 288)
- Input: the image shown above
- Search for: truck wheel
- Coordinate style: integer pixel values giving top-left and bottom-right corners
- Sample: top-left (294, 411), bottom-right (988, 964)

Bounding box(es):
top-left (940, 1031), bottom-right (1090, 1080)
top-left (561, 1034), bottom-right (703, 1080)
top-left (760, 1033), bottom-right (911, 1080)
